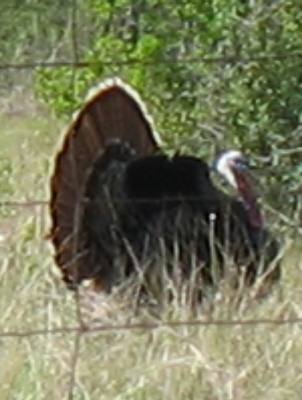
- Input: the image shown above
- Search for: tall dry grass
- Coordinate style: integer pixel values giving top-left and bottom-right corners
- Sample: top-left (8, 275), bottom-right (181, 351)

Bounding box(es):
top-left (0, 111), bottom-right (301, 399)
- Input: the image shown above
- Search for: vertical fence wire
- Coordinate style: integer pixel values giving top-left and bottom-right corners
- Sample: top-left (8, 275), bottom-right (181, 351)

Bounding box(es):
top-left (67, 1), bottom-right (83, 397)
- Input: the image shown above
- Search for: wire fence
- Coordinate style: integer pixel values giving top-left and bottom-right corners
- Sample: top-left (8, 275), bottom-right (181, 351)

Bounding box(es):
top-left (2, 52), bottom-right (302, 71)
top-left (2, 315), bottom-right (302, 340)
top-left (1, 281), bottom-right (301, 399)
top-left (1, 4), bottom-right (302, 399)
top-left (1, 196), bottom-right (301, 237)
top-left (1, 193), bottom-right (301, 398)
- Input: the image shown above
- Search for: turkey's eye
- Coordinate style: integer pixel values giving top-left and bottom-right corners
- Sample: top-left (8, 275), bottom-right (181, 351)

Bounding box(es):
top-left (233, 158), bottom-right (249, 171)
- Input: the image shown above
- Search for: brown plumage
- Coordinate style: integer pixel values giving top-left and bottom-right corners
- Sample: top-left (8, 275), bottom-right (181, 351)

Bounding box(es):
top-left (49, 78), bottom-right (280, 295)
top-left (50, 79), bottom-right (159, 289)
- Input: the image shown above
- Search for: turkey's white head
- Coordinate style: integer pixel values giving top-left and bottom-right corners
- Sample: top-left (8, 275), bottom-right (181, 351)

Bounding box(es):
top-left (214, 149), bottom-right (263, 228)
top-left (215, 150), bottom-right (248, 190)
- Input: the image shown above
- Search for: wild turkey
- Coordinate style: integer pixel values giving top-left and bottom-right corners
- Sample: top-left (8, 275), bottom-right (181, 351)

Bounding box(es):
top-left (49, 77), bottom-right (280, 295)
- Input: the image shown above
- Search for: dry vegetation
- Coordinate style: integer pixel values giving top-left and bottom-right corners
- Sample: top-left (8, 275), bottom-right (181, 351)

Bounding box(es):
top-left (0, 106), bottom-right (302, 400)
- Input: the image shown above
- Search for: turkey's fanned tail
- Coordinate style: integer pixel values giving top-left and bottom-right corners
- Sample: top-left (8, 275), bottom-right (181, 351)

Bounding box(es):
top-left (50, 78), bottom-right (160, 288)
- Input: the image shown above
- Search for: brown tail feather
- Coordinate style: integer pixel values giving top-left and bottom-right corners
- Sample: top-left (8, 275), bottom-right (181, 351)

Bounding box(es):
top-left (50, 77), bottom-right (160, 289)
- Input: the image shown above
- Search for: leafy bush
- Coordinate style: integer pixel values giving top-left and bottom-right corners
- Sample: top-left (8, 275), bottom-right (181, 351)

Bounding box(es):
top-left (35, 0), bottom-right (302, 217)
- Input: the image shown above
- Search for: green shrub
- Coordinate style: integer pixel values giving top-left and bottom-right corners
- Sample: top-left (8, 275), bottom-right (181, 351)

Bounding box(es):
top-left (35, 0), bottom-right (302, 216)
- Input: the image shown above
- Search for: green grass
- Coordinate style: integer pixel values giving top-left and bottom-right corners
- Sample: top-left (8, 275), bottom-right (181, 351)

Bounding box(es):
top-left (0, 109), bottom-right (302, 399)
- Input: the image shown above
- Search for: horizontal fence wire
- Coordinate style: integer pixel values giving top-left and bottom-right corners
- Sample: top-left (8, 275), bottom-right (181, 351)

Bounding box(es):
top-left (0, 200), bottom-right (48, 208)
top-left (1, 197), bottom-right (301, 237)
top-left (1, 52), bottom-right (302, 71)
top-left (1, 316), bottom-right (302, 339)
top-left (0, 195), bottom-right (255, 207)
top-left (0, 195), bottom-right (298, 206)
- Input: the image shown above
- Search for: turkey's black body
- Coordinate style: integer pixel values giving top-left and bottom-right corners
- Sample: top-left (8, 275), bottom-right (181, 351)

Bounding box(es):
top-left (50, 79), bottom-right (280, 295)
top-left (80, 145), bottom-right (280, 292)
